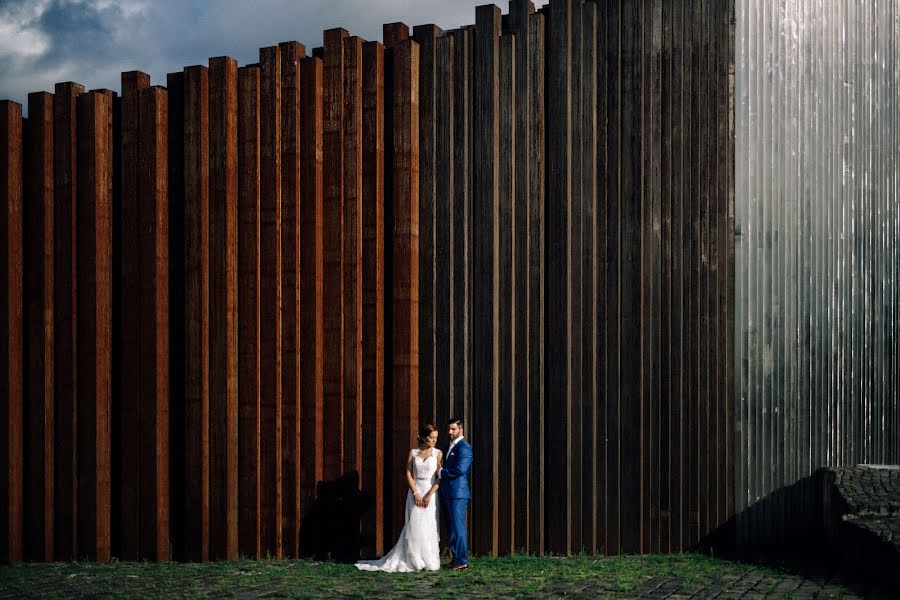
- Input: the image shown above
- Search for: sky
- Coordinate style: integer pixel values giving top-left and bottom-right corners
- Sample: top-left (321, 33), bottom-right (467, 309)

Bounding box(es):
top-left (0, 0), bottom-right (548, 111)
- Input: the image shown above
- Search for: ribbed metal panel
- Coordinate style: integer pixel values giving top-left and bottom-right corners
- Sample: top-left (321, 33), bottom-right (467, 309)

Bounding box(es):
top-left (735, 0), bottom-right (900, 546)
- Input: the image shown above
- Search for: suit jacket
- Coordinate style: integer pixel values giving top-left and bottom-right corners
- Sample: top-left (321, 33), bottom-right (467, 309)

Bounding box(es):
top-left (439, 438), bottom-right (472, 499)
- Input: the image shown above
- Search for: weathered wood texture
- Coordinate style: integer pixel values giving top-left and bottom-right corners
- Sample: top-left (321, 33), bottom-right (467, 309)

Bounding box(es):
top-left (298, 56), bottom-right (324, 535)
top-left (0, 0), bottom-right (741, 562)
top-left (182, 66), bottom-right (211, 563)
top-left (237, 65), bottom-right (262, 559)
top-left (76, 90), bottom-right (113, 562)
top-left (24, 91), bottom-right (55, 562)
top-left (137, 86), bottom-right (170, 561)
top-left (361, 41), bottom-right (385, 557)
top-left (208, 56), bottom-right (239, 561)
top-left (278, 42), bottom-right (304, 559)
top-left (52, 82), bottom-right (82, 562)
top-left (259, 45), bottom-right (283, 559)
top-left (1, 100), bottom-right (24, 564)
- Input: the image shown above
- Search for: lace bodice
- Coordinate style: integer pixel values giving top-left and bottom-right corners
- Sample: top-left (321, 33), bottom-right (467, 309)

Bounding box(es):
top-left (411, 449), bottom-right (441, 484)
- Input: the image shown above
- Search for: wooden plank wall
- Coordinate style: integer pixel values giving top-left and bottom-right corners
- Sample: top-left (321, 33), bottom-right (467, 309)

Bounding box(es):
top-left (0, 0), bottom-right (741, 561)
top-left (734, 0), bottom-right (900, 548)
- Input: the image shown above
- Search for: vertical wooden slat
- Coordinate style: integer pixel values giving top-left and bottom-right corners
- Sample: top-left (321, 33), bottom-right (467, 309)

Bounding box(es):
top-left (298, 56), bottom-right (324, 533)
top-left (450, 26), bottom-right (471, 443)
top-left (581, 1), bottom-right (598, 556)
top-left (118, 70), bottom-right (149, 561)
top-left (546, 0), bottom-right (572, 556)
top-left (434, 33), bottom-right (454, 475)
top-left (413, 24), bottom-right (439, 428)
top-left (166, 71), bottom-right (186, 561)
top-left (323, 28), bottom-right (346, 482)
top-left (24, 91), bottom-right (55, 562)
top-left (138, 86), bottom-right (169, 561)
top-left (76, 89), bottom-right (113, 562)
top-left (52, 83), bottom-right (81, 561)
top-left (527, 12), bottom-right (545, 556)
top-left (1, 100), bottom-right (24, 564)
top-left (237, 65), bottom-right (261, 559)
top-left (389, 36), bottom-right (419, 543)
top-left (509, 0), bottom-right (534, 555)
top-left (569, 0), bottom-right (584, 554)
top-left (361, 43), bottom-right (384, 556)
top-left (209, 56), bottom-right (239, 561)
top-left (724, 0), bottom-right (736, 537)
top-left (343, 35), bottom-right (364, 479)
top-left (183, 65), bottom-right (210, 563)
top-left (498, 32), bottom-right (515, 556)
top-left (259, 45), bottom-right (283, 558)
top-left (473, 3), bottom-right (500, 557)
top-left (278, 42), bottom-right (304, 559)
top-left (660, 0), bottom-right (674, 555)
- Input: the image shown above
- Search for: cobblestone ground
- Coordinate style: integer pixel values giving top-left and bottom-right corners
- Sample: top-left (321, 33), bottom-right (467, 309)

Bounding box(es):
top-left (831, 465), bottom-right (900, 558)
top-left (0, 554), bottom-right (892, 600)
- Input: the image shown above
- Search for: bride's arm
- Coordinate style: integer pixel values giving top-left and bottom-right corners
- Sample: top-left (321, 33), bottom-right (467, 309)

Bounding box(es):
top-left (406, 450), bottom-right (424, 506)
top-left (423, 451), bottom-right (442, 507)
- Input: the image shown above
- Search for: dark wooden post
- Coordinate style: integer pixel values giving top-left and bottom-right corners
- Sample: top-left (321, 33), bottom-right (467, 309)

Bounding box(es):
top-left (237, 64), bottom-right (262, 559)
top-left (389, 36), bottom-right (420, 542)
top-left (183, 65), bottom-right (210, 562)
top-left (343, 35), bottom-right (364, 478)
top-left (526, 11), bottom-right (545, 555)
top-left (76, 89), bottom-right (114, 561)
top-left (259, 44), bottom-right (282, 558)
top-left (361, 41), bottom-right (385, 556)
top-left (208, 55), bottom-right (239, 561)
top-left (323, 28), bottom-right (347, 482)
top-left (545, 0), bottom-right (573, 555)
top-left (278, 41), bottom-right (305, 559)
top-left (298, 56), bottom-right (324, 525)
top-left (53, 82), bottom-right (82, 561)
top-left (1, 100), bottom-right (24, 564)
top-left (24, 91), bottom-right (55, 562)
top-left (138, 85), bottom-right (170, 561)
top-left (497, 32), bottom-right (515, 556)
top-left (119, 70), bottom-right (150, 561)
top-left (473, 3), bottom-right (501, 557)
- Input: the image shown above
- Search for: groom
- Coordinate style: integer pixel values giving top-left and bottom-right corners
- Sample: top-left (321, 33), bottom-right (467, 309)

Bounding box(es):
top-left (439, 417), bottom-right (472, 571)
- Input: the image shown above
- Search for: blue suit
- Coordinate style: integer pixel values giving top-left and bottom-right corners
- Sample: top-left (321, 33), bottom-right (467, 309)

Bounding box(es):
top-left (439, 438), bottom-right (472, 566)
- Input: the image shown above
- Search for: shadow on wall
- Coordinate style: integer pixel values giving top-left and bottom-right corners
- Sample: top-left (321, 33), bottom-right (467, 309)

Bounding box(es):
top-left (298, 471), bottom-right (373, 562)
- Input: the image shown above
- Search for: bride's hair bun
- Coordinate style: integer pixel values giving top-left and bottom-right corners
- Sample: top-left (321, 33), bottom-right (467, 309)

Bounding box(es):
top-left (416, 423), bottom-right (437, 443)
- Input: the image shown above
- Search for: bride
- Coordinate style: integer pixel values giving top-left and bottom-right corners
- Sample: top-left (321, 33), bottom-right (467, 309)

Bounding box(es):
top-left (356, 424), bottom-right (442, 572)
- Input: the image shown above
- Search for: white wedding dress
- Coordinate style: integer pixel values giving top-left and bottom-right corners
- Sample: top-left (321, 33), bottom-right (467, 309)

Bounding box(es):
top-left (355, 449), bottom-right (441, 572)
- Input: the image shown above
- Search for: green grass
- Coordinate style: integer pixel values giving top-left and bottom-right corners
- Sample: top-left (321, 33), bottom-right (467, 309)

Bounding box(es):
top-left (0, 553), bottom-right (848, 599)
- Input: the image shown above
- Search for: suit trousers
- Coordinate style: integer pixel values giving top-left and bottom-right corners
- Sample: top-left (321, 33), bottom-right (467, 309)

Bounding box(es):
top-left (442, 497), bottom-right (469, 565)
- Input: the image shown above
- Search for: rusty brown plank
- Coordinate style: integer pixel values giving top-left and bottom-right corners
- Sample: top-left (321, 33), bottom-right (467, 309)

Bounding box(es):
top-left (76, 89), bottom-right (113, 562)
top-left (118, 70), bottom-right (149, 561)
top-left (1, 100), bottom-right (24, 564)
top-left (384, 23), bottom-right (410, 49)
top-left (298, 56), bottom-right (324, 527)
top-left (237, 65), bottom-right (261, 559)
top-left (52, 82), bottom-right (82, 561)
top-left (208, 55), bottom-right (239, 561)
top-left (183, 65), bottom-right (210, 563)
top-left (278, 41), bottom-right (304, 558)
top-left (323, 28), bottom-right (347, 482)
top-left (412, 24), bottom-right (441, 428)
top-left (259, 45), bottom-right (282, 558)
top-left (343, 34), bottom-right (363, 478)
top-left (138, 85), bottom-right (169, 561)
top-left (389, 36), bottom-right (419, 543)
top-left (24, 91), bottom-right (55, 562)
top-left (361, 41), bottom-right (384, 557)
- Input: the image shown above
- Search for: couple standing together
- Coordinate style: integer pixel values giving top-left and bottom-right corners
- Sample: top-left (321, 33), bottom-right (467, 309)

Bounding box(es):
top-left (356, 418), bottom-right (473, 573)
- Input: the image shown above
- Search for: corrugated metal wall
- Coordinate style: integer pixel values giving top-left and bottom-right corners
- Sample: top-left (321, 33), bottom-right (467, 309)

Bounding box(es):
top-left (735, 0), bottom-right (900, 546)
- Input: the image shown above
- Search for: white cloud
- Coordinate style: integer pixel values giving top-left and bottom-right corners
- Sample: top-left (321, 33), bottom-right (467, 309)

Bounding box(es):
top-left (0, 0), bottom-right (53, 63)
